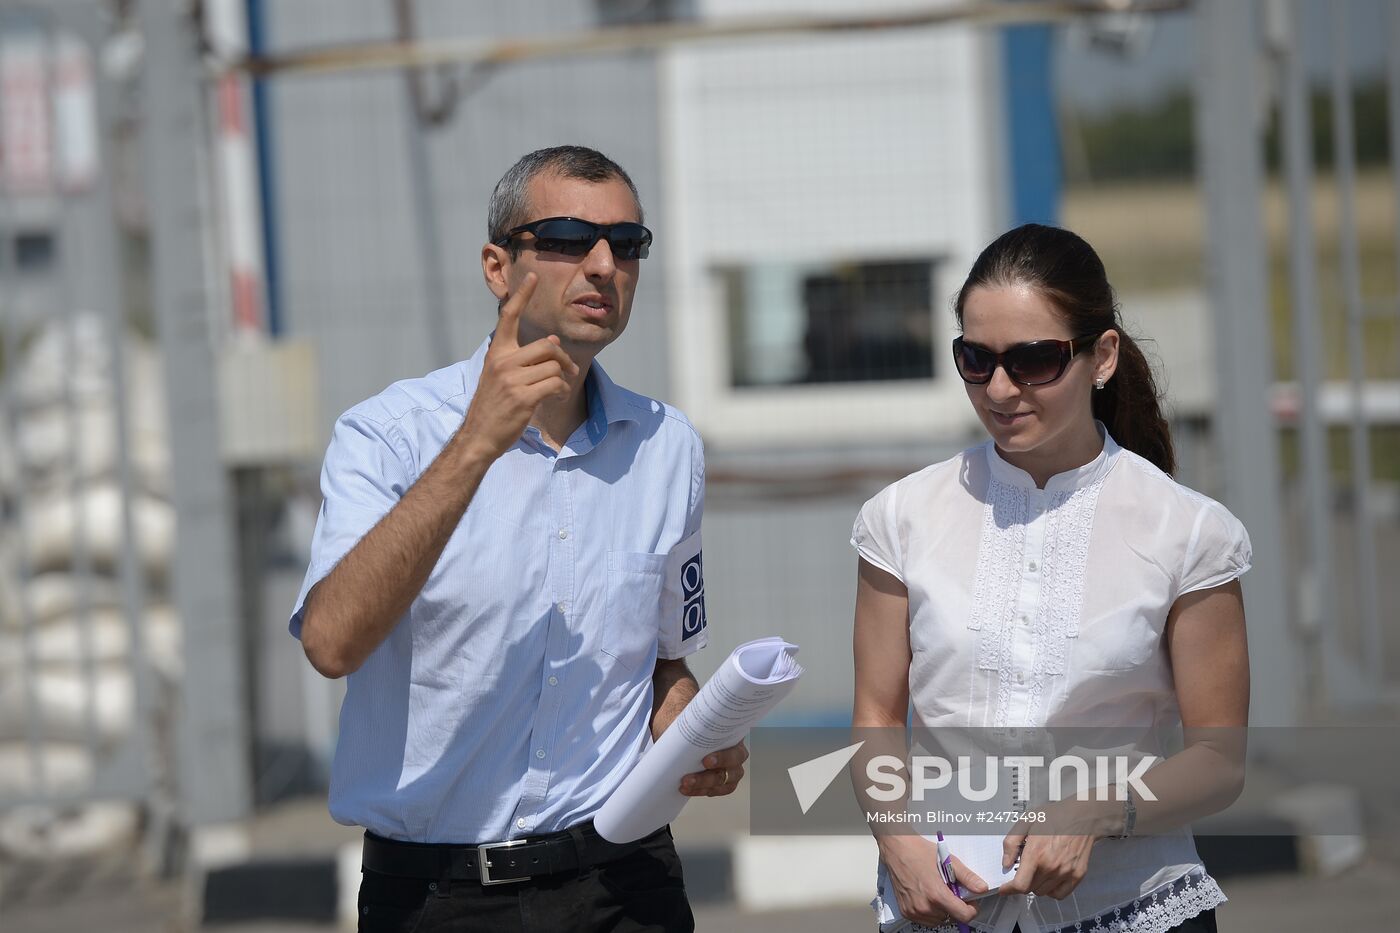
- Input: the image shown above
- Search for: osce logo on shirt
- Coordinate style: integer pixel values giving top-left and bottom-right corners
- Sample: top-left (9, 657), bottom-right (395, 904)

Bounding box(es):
top-left (681, 552), bottom-right (707, 641)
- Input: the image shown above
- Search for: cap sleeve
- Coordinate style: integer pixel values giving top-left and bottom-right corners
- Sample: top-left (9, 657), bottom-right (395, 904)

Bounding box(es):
top-left (851, 482), bottom-right (904, 582)
top-left (1177, 500), bottom-right (1253, 598)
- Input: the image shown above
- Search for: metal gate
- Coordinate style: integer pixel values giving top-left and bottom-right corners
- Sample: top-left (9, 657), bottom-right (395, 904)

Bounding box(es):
top-left (1197, 0), bottom-right (1400, 715)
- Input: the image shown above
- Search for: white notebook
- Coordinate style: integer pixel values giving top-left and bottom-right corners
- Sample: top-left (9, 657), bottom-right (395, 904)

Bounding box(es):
top-left (872, 764), bottom-right (1026, 931)
top-left (874, 833), bottom-right (1018, 931)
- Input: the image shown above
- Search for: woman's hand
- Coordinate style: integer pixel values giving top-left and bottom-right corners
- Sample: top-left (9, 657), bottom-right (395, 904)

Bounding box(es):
top-left (879, 835), bottom-right (986, 928)
top-left (998, 798), bottom-right (1110, 901)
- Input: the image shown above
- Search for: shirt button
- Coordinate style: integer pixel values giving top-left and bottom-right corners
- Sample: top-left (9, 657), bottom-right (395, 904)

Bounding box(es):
top-left (535, 749), bottom-right (546, 759)
top-left (516, 817), bottom-right (526, 829)
top-left (1018, 614), bottom-right (1029, 626)
top-left (558, 529), bottom-right (568, 540)
top-left (548, 676), bottom-right (559, 686)
top-left (1027, 561), bottom-right (1038, 572)
top-left (557, 602), bottom-right (567, 614)
top-left (1016, 672), bottom-right (1025, 684)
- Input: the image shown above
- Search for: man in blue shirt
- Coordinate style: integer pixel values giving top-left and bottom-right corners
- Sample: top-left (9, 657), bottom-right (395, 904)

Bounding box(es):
top-left (290, 146), bottom-right (743, 932)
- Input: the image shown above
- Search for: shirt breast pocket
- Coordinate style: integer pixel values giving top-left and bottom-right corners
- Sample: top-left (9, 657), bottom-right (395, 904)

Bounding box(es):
top-left (1075, 608), bottom-right (1162, 673)
top-left (603, 550), bottom-right (667, 674)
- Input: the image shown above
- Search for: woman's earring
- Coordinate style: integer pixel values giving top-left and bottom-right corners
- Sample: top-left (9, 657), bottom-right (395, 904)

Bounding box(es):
top-left (1094, 377), bottom-right (1106, 390)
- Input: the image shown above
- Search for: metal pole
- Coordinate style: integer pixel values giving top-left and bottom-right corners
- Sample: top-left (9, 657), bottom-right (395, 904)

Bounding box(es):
top-left (402, 90), bottom-right (453, 370)
top-left (43, 20), bottom-right (102, 762)
top-left (1193, 0), bottom-right (1297, 725)
top-left (63, 2), bottom-right (164, 843)
top-left (232, 0), bottom-right (1192, 80)
top-left (0, 18), bottom-right (50, 803)
top-left (137, 0), bottom-right (253, 825)
top-left (1329, 2), bottom-right (1383, 686)
top-left (1276, 0), bottom-right (1333, 705)
top-left (0, 296), bottom-right (49, 803)
top-left (245, 0), bottom-right (283, 337)
top-left (1388, 0), bottom-right (1400, 403)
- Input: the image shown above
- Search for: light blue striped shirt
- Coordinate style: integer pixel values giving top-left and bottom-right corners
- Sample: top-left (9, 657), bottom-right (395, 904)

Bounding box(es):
top-left (290, 337), bottom-right (707, 843)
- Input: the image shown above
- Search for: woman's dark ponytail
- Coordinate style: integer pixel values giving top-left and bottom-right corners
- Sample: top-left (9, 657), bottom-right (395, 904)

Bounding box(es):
top-left (954, 224), bottom-right (1177, 476)
top-left (1091, 330), bottom-right (1175, 476)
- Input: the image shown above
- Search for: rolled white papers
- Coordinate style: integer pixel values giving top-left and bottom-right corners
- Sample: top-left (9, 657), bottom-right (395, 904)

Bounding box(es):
top-left (594, 637), bottom-right (803, 842)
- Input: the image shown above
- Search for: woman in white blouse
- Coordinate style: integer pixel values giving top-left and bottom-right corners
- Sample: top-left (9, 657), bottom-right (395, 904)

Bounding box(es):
top-left (852, 224), bottom-right (1250, 933)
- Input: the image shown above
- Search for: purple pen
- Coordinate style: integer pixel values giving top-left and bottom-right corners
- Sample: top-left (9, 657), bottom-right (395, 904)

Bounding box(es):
top-left (935, 832), bottom-right (972, 933)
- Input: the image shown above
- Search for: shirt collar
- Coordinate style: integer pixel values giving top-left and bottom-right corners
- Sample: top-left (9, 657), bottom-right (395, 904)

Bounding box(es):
top-left (582, 355), bottom-right (638, 440)
top-left (467, 335), bottom-right (639, 448)
top-left (985, 421), bottom-right (1121, 493)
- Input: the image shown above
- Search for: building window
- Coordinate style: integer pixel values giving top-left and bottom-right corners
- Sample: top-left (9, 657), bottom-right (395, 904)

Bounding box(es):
top-left (718, 259), bottom-right (938, 388)
top-left (595, 0), bottom-right (694, 27)
top-left (13, 230), bottom-right (56, 273)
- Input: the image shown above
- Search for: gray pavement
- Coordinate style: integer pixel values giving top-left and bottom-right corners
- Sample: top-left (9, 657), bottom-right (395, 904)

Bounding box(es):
top-left (5, 852), bottom-right (1400, 931)
top-left (7, 786), bottom-right (1400, 931)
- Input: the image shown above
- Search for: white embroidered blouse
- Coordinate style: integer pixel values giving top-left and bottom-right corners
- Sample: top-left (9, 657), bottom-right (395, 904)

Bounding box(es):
top-left (851, 427), bottom-right (1251, 933)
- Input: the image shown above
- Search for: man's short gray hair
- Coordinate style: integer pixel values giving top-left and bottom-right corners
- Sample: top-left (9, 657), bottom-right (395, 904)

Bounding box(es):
top-left (487, 146), bottom-right (644, 252)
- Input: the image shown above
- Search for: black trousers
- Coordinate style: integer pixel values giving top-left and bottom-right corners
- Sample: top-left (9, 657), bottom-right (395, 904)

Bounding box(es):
top-left (357, 826), bottom-right (694, 933)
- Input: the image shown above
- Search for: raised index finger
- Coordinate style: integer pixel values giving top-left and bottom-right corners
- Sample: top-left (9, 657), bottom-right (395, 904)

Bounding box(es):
top-left (494, 272), bottom-right (537, 350)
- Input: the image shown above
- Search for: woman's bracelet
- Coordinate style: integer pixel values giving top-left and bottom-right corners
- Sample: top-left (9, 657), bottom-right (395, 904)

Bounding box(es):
top-left (1113, 784), bottom-right (1137, 838)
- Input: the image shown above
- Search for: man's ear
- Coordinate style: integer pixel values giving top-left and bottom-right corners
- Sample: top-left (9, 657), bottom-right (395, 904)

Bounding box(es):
top-left (482, 243), bottom-right (511, 301)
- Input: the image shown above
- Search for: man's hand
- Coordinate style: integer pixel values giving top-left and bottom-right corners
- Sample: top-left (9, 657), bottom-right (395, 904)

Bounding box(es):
top-left (459, 273), bottom-right (578, 458)
top-left (679, 741), bottom-right (747, 797)
top-left (651, 660), bottom-right (745, 797)
top-left (299, 275), bottom-right (580, 678)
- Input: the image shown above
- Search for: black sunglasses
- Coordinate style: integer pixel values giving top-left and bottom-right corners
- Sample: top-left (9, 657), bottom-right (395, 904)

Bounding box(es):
top-left (494, 216), bottom-right (652, 261)
top-left (952, 332), bottom-right (1104, 386)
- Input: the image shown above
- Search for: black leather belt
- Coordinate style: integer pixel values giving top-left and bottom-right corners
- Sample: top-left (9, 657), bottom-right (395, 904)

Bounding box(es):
top-left (361, 821), bottom-right (660, 886)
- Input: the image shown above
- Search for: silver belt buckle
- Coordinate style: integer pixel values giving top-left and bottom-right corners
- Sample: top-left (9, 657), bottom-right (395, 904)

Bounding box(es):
top-left (478, 839), bottom-right (530, 885)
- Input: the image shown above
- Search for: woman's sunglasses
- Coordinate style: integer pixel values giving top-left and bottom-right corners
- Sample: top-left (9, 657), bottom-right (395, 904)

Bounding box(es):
top-left (494, 216), bottom-right (653, 261)
top-left (952, 332), bottom-right (1104, 386)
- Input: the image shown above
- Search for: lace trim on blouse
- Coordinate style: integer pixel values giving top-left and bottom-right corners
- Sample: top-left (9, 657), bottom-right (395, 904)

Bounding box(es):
top-left (1028, 482), bottom-right (1101, 721)
top-left (969, 480), bottom-right (1027, 725)
top-left (967, 476), bottom-right (1106, 726)
top-left (882, 865), bottom-right (1225, 933)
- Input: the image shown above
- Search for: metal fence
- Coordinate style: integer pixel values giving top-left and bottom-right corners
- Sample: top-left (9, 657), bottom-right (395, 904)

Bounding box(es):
top-left (1257, 0), bottom-right (1400, 709)
top-left (226, 0), bottom-right (1399, 724)
top-left (2, 0), bottom-right (1398, 883)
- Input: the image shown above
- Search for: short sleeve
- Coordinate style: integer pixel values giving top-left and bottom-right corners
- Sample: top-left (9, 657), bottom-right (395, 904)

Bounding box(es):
top-left (288, 411), bottom-right (414, 639)
top-left (851, 482), bottom-right (903, 582)
top-left (658, 435), bottom-right (707, 660)
top-left (686, 429), bottom-right (705, 540)
top-left (1177, 501), bottom-right (1253, 598)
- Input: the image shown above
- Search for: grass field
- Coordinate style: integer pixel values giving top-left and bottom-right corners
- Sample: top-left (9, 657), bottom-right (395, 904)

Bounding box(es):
top-left (1064, 169), bottom-right (1400, 483)
top-left (1064, 169), bottom-right (1399, 381)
